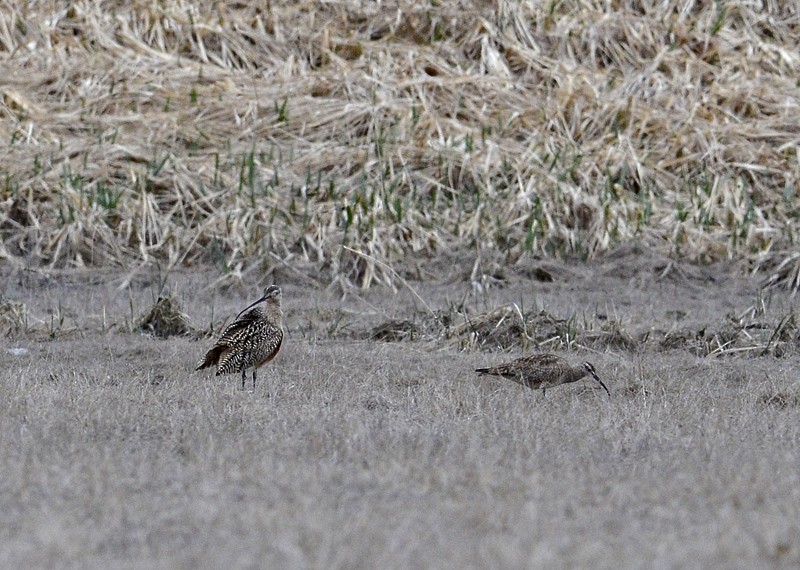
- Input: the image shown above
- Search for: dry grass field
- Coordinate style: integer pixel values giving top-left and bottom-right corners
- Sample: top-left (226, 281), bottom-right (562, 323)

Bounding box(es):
top-left (2, 256), bottom-right (800, 568)
top-left (2, 1), bottom-right (800, 568)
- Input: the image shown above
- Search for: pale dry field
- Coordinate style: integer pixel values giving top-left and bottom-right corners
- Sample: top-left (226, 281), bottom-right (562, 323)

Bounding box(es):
top-left (2, 257), bottom-right (800, 569)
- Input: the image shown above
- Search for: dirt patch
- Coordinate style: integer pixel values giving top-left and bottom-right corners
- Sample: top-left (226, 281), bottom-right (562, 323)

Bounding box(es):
top-left (368, 320), bottom-right (422, 342)
top-left (649, 312), bottom-right (798, 357)
top-left (760, 392), bottom-right (800, 410)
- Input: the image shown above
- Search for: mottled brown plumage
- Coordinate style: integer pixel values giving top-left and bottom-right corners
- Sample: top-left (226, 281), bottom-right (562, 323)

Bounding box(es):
top-left (475, 353), bottom-right (610, 397)
top-left (196, 285), bottom-right (284, 390)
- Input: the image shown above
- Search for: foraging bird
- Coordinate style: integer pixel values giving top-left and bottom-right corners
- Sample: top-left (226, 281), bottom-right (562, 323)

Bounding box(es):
top-left (196, 285), bottom-right (284, 390)
top-left (475, 353), bottom-right (610, 397)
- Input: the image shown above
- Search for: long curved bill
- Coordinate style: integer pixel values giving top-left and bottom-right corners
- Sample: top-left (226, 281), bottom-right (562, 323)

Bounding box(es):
top-left (235, 293), bottom-right (267, 320)
top-left (590, 371), bottom-right (611, 397)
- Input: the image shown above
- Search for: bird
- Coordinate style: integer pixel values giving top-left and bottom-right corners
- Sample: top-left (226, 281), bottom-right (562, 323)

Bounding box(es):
top-left (475, 353), bottom-right (610, 397)
top-left (196, 285), bottom-right (284, 390)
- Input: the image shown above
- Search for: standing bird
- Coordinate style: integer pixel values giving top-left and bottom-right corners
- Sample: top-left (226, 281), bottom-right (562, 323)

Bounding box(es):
top-left (475, 353), bottom-right (610, 397)
top-left (196, 285), bottom-right (284, 390)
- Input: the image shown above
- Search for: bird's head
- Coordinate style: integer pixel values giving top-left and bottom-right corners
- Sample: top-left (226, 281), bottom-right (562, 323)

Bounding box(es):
top-left (262, 285), bottom-right (282, 303)
top-left (235, 285), bottom-right (282, 319)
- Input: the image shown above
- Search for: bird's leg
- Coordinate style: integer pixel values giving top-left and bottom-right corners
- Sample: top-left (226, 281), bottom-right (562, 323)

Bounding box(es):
top-left (542, 387), bottom-right (547, 399)
top-left (252, 369), bottom-right (257, 391)
top-left (241, 369), bottom-right (246, 390)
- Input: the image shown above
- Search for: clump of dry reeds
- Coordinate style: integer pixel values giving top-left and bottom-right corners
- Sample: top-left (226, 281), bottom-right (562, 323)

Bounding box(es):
top-left (137, 295), bottom-right (197, 338)
top-left (442, 305), bottom-right (574, 351)
top-left (651, 309), bottom-right (799, 357)
top-left (0, 295), bottom-right (27, 337)
top-left (0, 2), bottom-right (798, 289)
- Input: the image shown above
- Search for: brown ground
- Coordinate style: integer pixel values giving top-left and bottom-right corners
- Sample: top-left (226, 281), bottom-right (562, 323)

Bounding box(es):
top-left (1, 250), bottom-right (800, 568)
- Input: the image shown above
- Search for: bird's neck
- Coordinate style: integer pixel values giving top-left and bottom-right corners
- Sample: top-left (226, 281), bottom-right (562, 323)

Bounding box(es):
top-left (264, 299), bottom-right (283, 324)
top-left (567, 367), bottom-right (587, 384)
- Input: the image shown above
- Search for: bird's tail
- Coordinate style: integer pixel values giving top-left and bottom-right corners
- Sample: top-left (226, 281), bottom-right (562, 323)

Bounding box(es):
top-left (475, 367), bottom-right (493, 374)
top-left (195, 346), bottom-right (224, 371)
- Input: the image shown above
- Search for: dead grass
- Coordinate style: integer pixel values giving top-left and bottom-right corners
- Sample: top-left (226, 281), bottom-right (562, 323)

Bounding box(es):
top-left (0, 1), bottom-right (798, 290)
top-left (1, 333), bottom-right (799, 568)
